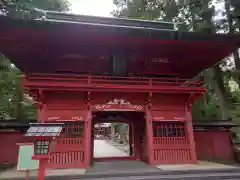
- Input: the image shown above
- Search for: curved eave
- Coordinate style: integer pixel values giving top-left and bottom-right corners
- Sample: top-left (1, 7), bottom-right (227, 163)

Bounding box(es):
top-left (1, 16), bottom-right (240, 42)
top-left (0, 16), bottom-right (240, 78)
top-left (45, 11), bottom-right (176, 30)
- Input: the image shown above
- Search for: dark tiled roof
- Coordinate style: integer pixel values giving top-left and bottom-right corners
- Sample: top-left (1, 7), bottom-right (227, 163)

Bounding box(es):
top-left (0, 14), bottom-right (240, 78)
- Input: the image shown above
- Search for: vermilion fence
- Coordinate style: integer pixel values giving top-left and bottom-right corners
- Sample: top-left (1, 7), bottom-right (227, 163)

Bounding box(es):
top-left (48, 137), bottom-right (85, 168)
top-left (152, 122), bottom-right (192, 164)
top-left (48, 122), bottom-right (85, 168)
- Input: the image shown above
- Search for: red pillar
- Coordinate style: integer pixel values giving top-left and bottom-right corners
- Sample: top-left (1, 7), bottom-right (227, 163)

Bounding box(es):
top-left (84, 105), bottom-right (92, 167)
top-left (91, 122), bottom-right (94, 161)
top-left (146, 104), bottom-right (154, 165)
top-left (129, 123), bottom-right (133, 157)
top-left (37, 159), bottom-right (48, 180)
top-left (37, 107), bottom-right (42, 122)
top-left (134, 122), bottom-right (141, 160)
top-left (35, 102), bottom-right (44, 122)
top-left (37, 90), bottom-right (46, 123)
top-left (185, 103), bottom-right (198, 163)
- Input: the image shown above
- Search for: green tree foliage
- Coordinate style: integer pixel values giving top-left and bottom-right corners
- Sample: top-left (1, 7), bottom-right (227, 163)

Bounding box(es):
top-left (229, 0), bottom-right (240, 68)
top-left (0, 0), bottom-right (70, 19)
top-left (0, 55), bottom-right (37, 119)
top-left (113, 0), bottom-right (233, 120)
top-left (0, 0), bottom-right (70, 120)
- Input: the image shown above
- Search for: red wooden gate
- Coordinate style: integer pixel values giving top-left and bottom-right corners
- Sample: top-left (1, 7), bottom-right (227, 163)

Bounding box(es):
top-left (48, 122), bottom-right (85, 168)
top-left (152, 122), bottom-right (192, 164)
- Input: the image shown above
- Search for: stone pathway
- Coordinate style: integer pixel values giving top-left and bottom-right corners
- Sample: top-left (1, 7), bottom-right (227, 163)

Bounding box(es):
top-left (85, 160), bottom-right (160, 174)
top-left (94, 140), bottom-right (128, 157)
top-left (106, 140), bottom-right (130, 155)
top-left (0, 168), bottom-right (86, 179)
top-left (1, 161), bottom-right (240, 179)
top-left (156, 161), bottom-right (239, 171)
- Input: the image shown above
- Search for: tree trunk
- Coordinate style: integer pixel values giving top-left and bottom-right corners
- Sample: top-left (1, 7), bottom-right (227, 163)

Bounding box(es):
top-left (212, 66), bottom-right (230, 120)
top-left (224, 0), bottom-right (240, 71)
top-left (15, 88), bottom-right (25, 119)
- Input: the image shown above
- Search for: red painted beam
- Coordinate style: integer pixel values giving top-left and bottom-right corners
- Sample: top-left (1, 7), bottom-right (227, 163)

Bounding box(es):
top-left (23, 82), bottom-right (206, 92)
top-left (24, 87), bottom-right (206, 94)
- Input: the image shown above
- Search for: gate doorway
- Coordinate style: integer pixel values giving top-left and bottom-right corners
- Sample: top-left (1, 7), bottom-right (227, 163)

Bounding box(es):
top-left (91, 111), bottom-right (147, 162)
top-left (93, 123), bottom-right (130, 158)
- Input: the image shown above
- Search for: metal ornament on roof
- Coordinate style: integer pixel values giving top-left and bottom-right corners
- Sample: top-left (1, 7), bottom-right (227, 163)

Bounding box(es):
top-left (45, 11), bottom-right (176, 31)
top-left (25, 126), bottom-right (62, 137)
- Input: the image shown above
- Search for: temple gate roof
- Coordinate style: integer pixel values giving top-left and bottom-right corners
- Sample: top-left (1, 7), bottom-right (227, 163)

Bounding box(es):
top-left (0, 12), bottom-right (240, 78)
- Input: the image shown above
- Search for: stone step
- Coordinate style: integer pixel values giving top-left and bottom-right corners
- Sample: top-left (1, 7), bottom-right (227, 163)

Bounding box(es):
top-left (69, 173), bottom-right (240, 180)
top-left (45, 168), bottom-right (240, 180)
top-left (3, 168), bottom-right (240, 180)
top-left (45, 170), bottom-right (240, 180)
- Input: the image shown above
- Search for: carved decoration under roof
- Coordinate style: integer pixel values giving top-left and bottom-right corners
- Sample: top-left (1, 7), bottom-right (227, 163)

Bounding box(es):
top-left (107, 99), bottom-right (131, 105)
top-left (94, 98), bottom-right (143, 112)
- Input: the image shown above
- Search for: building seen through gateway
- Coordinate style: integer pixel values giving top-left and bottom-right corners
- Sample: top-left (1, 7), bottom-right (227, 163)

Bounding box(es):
top-left (0, 11), bottom-right (240, 172)
top-left (93, 123), bottom-right (131, 158)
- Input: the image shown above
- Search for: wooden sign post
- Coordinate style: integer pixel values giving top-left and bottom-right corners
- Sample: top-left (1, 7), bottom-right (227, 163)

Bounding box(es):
top-left (17, 143), bottom-right (39, 180)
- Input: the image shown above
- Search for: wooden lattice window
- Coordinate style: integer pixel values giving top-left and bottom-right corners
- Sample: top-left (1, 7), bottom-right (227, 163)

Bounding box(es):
top-left (35, 140), bottom-right (50, 155)
top-left (153, 122), bottom-right (185, 137)
top-left (64, 122), bottom-right (84, 137)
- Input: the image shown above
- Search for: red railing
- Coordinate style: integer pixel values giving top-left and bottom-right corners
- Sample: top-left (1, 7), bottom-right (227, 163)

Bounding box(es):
top-left (48, 137), bottom-right (85, 168)
top-left (152, 122), bottom-right (193, 164)
top-left (22, 73), bottom-right (206, 92)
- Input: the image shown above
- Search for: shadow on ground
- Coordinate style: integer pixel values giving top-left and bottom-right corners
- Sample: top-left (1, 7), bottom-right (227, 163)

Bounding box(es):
top-left (86, 160), bottom-right (161, 174)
